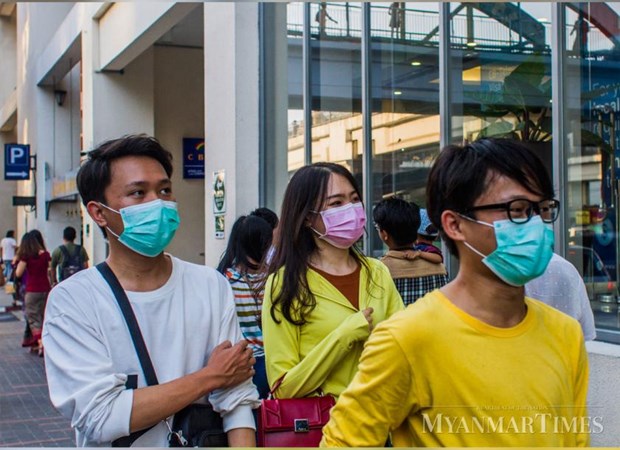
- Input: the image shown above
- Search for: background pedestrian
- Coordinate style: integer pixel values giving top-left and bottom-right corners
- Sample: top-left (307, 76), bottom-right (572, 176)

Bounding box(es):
top-left (15, 230), bottom-right (51, 356)
top-left (218, 214), bottom-right (273, 398)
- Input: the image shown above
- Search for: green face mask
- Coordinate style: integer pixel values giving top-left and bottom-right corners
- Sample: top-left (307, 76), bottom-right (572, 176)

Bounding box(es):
top-left (101, 199), bottom-right (181, 257)
top-left (462, 215), bottom-right (554, 286)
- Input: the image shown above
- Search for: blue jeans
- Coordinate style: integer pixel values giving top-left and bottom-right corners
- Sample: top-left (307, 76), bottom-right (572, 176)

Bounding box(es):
top-left (3, 260), bottom-right (12, 279)
top-left (253, 355), bottom-right (269, 399)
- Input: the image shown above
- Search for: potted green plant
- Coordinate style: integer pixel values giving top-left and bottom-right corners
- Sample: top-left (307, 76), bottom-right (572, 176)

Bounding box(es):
top-left (471, 60), bottom-right (550, 140)
top-left (464, 55), bottom-right (616, 173)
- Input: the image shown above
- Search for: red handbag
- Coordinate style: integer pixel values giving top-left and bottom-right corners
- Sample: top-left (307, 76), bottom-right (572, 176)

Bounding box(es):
top-left (257, 378), bottom-right (336, 447)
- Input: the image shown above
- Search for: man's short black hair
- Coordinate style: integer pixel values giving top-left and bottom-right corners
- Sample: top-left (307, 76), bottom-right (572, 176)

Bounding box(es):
top-left (63, 226), bottom-right (77, 242)
top-left (6, 230), bottom-right (14, 238)
top-left (426, 138), bottom-right (554, 258)
top-left (373, 197), bottom-right (420, 247)
top-left (76, 134), bottom-right (173, 207)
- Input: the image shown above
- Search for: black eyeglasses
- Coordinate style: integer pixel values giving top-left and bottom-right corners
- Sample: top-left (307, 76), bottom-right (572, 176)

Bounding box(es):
top-left (463, 198), bottom-right (560, 224)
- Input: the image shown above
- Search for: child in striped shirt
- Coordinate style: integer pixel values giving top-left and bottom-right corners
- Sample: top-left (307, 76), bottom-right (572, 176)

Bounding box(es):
top-left (218, 214), bottom-right (275, 398)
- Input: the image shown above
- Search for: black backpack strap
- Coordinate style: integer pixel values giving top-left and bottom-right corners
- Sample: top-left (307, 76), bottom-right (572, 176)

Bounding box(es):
top-left (95, 262), bottom-right (159, 446)
top-left (73, 245), bottom-right (83, 266)
top-left (59, 245), bottom-right (70, 262)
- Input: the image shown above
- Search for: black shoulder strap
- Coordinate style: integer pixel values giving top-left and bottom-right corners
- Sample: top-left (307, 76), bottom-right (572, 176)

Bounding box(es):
top-left (73, 244), bottom-right (82, 258)
top-left (96, 262), bottom-right (159, 386)
top-left (59, 245), bottom-right (70, 261)
top-left (96, 262), bottom-right (159, 447)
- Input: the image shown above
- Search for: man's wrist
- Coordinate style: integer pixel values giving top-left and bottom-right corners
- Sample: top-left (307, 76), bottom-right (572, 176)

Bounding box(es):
top-left (195, 366), bottom-right (222, 396)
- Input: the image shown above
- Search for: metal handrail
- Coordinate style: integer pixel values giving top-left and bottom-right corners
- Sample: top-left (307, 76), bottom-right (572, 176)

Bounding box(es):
top-left (287, 3), bottom-right (553, 51)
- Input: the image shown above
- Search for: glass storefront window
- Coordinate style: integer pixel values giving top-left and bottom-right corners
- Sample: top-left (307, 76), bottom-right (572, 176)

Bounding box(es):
top-left (261, 3), bottom-right (297, 211)
top-left (308, 2), bottom-right (362, 176)
top-left (266, 1), bottom-right (619, 340)
top-left (562, 2), bottom-right (620, 341)
top-left (450, 3), bottom-right (553, 176)
top-left (287, 2), bottom-right (305, 173)
top-left (369, 2), bottom-right (440, 257)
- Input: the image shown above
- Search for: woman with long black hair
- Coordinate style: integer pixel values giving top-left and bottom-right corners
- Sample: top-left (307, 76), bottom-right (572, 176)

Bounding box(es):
top-left (15, 230), bottom-right (52, 356)
top-left (262, 162), bottom-right (403, 399)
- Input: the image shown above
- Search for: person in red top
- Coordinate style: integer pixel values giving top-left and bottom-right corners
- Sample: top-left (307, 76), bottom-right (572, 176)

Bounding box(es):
top-left (15, 230), bottom-right (52, 356)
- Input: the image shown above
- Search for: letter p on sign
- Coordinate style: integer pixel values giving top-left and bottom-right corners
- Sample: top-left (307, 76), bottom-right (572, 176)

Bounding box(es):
top-left (10, 146), bottom-right (24, 165)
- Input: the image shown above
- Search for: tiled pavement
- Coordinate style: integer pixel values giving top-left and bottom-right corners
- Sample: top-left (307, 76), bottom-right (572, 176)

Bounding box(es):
top-left (0, 293), bottom-right (73, 447)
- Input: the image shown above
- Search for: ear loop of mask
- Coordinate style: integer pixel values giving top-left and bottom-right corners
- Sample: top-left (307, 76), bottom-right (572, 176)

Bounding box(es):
top-left (307, 210), bottom-right (326, 238)
top-left (98, 202), bottom-right (122, 240)
top-left (458, 213), bottom-right (494, 259)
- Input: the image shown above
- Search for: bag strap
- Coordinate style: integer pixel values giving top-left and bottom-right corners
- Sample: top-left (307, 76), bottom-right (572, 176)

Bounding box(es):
top-left (59, 245), bottom-right (70, 262)
top-left (96, 262), bottom-right (159, 386)
top-left (268, 375), bottom-right (285, 398)
top-left (96, 262), bottom-right (159, 447)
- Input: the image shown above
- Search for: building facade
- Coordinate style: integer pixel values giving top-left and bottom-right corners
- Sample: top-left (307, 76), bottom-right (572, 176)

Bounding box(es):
top-left (1, 2), bottom-right (620, 343)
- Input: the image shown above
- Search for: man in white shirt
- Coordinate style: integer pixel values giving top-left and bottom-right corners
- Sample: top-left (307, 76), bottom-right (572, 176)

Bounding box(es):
top-left (525, 252), bottom-right (597, 340)
top-left (43, 135), bottom-right (259, 447)
top-left (0, 230), bottom-right (17, 278)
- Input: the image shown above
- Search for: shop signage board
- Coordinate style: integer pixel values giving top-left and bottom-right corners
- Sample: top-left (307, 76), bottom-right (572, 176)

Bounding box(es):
top-left (183, 138), bottom-right (205, 179)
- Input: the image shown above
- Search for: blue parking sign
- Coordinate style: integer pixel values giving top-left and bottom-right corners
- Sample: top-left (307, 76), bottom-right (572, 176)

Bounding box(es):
top-left (4, 144), bottom-right (30, 180)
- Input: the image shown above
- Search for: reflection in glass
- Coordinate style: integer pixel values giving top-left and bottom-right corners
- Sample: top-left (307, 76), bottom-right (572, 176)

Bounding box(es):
top-left (288, 3), bottom-right (305, 172)
top-left (562, 3), bottom-right (620, 337)
top-left (369, 2), bottom-right (440, 256)
top-left (270, 0), bottom-right (620, 340)
top-left (450, 3), bottom-right (553, 179)
top-left (308, 2), bottom-right (362, 180)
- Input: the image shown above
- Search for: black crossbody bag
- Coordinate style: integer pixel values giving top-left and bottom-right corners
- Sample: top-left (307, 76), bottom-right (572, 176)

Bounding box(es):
top-left (96, 262), bottom-right (228, 447)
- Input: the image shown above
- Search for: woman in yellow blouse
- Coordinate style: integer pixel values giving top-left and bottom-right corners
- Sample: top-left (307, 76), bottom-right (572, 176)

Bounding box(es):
top-left (262, 162), bottom-right (404, 399)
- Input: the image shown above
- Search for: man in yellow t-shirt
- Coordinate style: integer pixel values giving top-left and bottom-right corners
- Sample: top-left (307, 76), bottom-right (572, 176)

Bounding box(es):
top-left (321, 138), bottom-right (590, 447)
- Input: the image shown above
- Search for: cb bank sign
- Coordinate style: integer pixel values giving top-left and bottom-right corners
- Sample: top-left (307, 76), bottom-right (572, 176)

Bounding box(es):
top-left (183, 138), bottom-right (204, 179)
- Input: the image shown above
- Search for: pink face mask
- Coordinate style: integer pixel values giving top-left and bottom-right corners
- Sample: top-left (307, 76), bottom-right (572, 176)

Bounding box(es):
top-left (312, 202), bottom-right (366, 249)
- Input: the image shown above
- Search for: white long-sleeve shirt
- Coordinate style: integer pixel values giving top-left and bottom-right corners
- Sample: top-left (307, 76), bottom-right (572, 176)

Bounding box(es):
top-left (525, 252), bottom-right (596, 341)
top-left (43, 255), bottom-right (260, 447)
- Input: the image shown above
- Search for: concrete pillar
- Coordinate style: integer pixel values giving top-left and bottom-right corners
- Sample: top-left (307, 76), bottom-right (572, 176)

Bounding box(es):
top-left (15, 3), bottom-right (74, 245)
top-left (204, 3), bottom-right (260, 267)
top-left (261, 3), bottom-right (289, 214)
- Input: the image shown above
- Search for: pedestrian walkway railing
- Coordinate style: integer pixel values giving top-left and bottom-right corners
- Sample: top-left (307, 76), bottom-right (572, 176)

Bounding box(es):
top-left (286, 2), bottom-right (614, 56)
